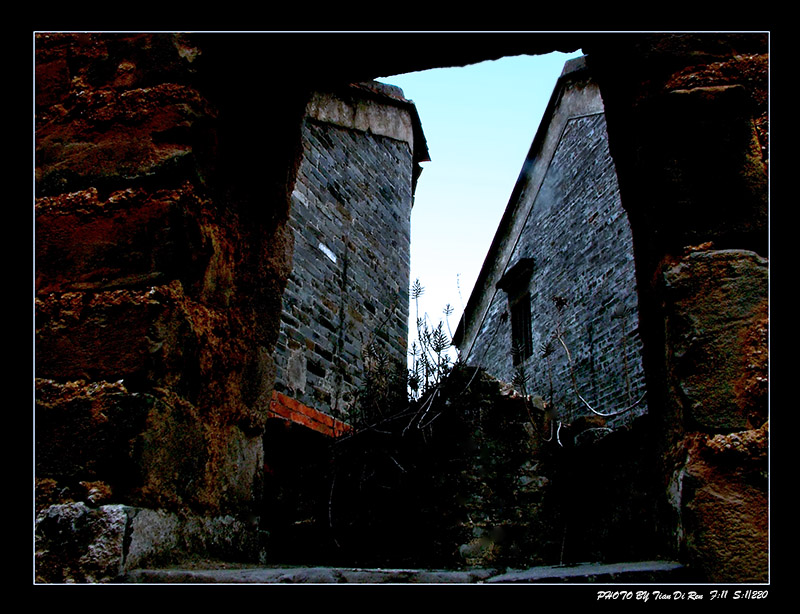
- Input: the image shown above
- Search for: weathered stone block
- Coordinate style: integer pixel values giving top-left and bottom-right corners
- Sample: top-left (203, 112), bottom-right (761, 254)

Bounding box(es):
top-left (123, 508), bottom-right (182, 570)
top-left (35, 379), bottom-right (151, 490)
top-left (239, 345), bottom-right (277, 432)
top-left (663, 248), bottom-right (768, 431)
top-left (675, 423), bottom-right (768, 582)
top-left (125, 505), bottom-right (265, 570)
top-left (35, 185), bottom-right (210, 294)
top-left (35, 503), bottom-right (265, 583)
top-left (35, 35), bottom-right (215, 197)
top-left (35, 502), bottom-right (128, 583)
top-left (35, 371), bottom-right (265, 516)
top-left (646, 84), bottom-right (767, 248)
top-left (35, 290), bottom-right (162, 381)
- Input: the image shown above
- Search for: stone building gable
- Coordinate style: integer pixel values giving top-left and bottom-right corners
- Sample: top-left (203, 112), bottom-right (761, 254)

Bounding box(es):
top-left (455, 58), bottom-right (646, 434)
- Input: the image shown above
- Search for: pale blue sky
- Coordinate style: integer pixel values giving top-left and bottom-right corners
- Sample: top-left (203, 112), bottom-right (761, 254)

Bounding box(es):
top-left (377, 50), bottom-right (584, 355)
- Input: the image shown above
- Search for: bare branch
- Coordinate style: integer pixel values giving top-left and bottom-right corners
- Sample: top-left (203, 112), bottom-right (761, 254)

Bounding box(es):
top-left (576, 390), bottom-right (647, 417)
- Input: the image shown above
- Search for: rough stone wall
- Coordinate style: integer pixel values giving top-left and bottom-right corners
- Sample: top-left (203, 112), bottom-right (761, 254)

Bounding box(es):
top-left (273, 88), bottom-right (414, 419)
top-left (466, 76), bottom-right (645, 433)
top-left (312, 368), bottom-right (558, 569)
top-left (584, 34), bottom-right (769, 582)
top-left (34, 32), bottom-right (302, 580)
top-left (660, 248), bottom-right (769, 581)
top-left (319, 367), bottom-right (662, 570)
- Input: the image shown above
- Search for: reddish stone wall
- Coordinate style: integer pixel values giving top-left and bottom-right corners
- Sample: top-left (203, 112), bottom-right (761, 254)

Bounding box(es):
top-left (35, 34), bottom-right (300, 575)
top-left (584, 34), bottom-right (769, 582)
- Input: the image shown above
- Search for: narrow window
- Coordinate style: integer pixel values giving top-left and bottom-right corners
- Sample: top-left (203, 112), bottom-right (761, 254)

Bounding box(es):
top-left (511, 293), bottom-right (533, 365)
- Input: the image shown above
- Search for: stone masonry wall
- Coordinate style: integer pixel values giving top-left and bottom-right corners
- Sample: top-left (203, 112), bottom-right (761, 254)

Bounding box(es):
top-left (273, 92), bottom-right (414, 420)
top-left (468, 108), bottom-right (645, 433)
top-left (584, 35), bottom-right (769, 582)
top-left (34, 33), bottom-right (304, 580)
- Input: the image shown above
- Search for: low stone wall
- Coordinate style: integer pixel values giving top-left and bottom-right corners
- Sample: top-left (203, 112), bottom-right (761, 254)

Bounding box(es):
top-left (305, 367), bottom-right (661, 570)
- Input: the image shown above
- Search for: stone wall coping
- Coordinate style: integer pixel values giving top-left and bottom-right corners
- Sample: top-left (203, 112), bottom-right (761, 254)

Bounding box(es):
top-left (305, 81), bottom-right (430, 164)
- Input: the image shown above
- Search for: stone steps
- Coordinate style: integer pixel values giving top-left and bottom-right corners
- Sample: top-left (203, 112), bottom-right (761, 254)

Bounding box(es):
top-left (124, 560), bottom-right (688, 584)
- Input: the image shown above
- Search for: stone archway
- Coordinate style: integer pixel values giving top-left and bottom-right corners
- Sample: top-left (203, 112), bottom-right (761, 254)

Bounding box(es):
top-left (35, 31), bottom-right (768, 582)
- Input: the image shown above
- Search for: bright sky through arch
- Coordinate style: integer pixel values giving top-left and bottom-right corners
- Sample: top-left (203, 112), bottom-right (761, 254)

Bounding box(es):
top-left (377, 50), bottom-right (584, 359)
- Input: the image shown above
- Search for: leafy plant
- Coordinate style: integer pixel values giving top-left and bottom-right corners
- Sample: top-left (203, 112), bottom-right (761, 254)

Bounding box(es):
top-left (408, 280), bottom-right (458, 399)
top-left (351, 340), bottom-right (408, 430)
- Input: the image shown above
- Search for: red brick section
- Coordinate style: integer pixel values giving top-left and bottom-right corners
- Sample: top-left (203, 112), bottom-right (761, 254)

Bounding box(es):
top-left (269, 391), bottom-right (353, 438)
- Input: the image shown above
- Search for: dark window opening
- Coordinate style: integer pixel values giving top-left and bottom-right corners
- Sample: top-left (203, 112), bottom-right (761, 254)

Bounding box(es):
top-left (511, 293), bottom-right (533, 365)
